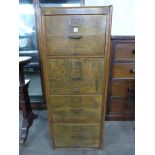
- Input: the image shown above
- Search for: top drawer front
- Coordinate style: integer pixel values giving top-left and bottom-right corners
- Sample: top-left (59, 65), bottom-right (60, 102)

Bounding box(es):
top-left (48, 58), bottom-right (104, 94)
top-left (44, 15), bottom-right (107, 56)
top-left (114, 43), bottom-right (135, 61)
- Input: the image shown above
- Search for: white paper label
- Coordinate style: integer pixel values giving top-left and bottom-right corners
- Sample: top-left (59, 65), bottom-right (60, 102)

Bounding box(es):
top-left (73, 27), bottom-right (78, 33)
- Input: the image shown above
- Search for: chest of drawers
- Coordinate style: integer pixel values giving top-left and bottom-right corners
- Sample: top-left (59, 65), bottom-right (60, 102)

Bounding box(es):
top-left (36, 6), bottom-right (112, 148)
top-left (106, 36), bottom-right (135, 120)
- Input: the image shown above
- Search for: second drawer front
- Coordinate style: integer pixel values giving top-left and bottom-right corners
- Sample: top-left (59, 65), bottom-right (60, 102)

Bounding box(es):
top-left (53, 124), bottom-right (100, 147)
top-left (113, 63), bottom-right (135, 78)
top-left (111, 80), bottom-right (135, 97)
top-left (48, 58), bottom-right (104, 94)
top-left (50, 96), bottom-right (102, 123)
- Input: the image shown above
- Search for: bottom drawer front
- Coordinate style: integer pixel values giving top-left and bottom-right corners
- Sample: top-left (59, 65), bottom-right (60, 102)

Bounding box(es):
top-left (109, 97), bottom-right (135, 115)
top-left (53, 124), bottom-right (100, 147)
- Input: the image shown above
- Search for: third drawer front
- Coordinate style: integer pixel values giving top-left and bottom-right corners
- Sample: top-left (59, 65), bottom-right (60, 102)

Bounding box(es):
top-left (113, 63), bottom-right (135, 78)
top-left (50, 95), bottom-right (102, 123)
top-left (53, 124), bottom-right (100, 148)
top-left (111, 80), bottom-right (135, 97)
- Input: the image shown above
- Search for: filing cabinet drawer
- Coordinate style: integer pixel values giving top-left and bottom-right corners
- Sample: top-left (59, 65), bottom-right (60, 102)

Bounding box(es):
top-left (113, 63), bottom-right (135, 78)
top-left (109, 97), bottom-right (135, 115)
top-left (114, 43), bottom-right (135, 61)
top-left (44, 15), bottom-right (106, 56)
top-left (111, 80), bottom-right (135, 97)
top-left (48, 58), bottom-right (104, 94)
top-left (50, 95), bottom-right (102, 123)
top-left (52, 109), bottom-right (101, 123)
top-left (53, 124), bottom-right (100, 147)
top-left (51, 95), bottom-right (102, 109)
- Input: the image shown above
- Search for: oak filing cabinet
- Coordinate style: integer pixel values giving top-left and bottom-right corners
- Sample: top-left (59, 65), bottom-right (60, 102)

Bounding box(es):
top-left (36, 6), bottom-right (112, 148)
top-left (106, 36), bottom-right (135, 120)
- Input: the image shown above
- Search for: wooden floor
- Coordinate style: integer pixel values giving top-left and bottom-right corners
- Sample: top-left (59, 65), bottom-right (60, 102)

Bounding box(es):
top-left (19, 110), bottom-right (135, 155)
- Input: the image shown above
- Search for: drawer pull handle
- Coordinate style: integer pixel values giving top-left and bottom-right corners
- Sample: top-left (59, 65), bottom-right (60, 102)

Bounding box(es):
top-left (68, 35), bottom-right (83, 39)
top-left (128, 87), bottom-right (135, 92)
top-left (75, 51), bottom-right (80, 55)
top-left (125, 100), bottom-right (135, 109)
top-left (73, 89), bottom-right (80, 93)
top-left (130, 68), bottom-right (135, 73)
top-left (72, 127), bottom-right (82, 131)
top-left (71, 135), bottom-right (87, 140)
top-left (132, 49), bottom-right (135, 54)
top-left (70, 108), bottom-right (82, 114)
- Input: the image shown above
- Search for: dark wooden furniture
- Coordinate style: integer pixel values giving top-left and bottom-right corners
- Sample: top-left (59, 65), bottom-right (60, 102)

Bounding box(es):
top-left (106, 36), bottom-right (135, 120)
top-left (36, 6), bottom-right (112, 148)
top-left (19, 50), bottom-right (40, 71)
top-left (19, 56), bottom-right (38, 144)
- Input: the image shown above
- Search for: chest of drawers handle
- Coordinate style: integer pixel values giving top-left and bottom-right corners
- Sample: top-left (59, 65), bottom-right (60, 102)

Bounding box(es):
top-left (125, 100), bottom-right (135, 109)
top-left (128, 87), bottom-right (135, 92)
top-left (130, 68), bottom-right (135, 73)
top-left (132, 49), bottom-right (135, 54)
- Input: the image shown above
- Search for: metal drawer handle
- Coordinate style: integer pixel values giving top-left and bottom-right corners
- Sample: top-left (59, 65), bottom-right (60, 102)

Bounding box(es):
top-left (130, 68), bottom-right (135, 73)
top-left (132, 49), bottom-right (135, 54)
top-left (68, 35), bottom-right (83, 39)
top-left (128, 87), bottom-right (135, 92)
top-left (73, 88), bottom-right (80, 93)
top-left (72, 127), bottom-right (82, 132)
top-left (70, 108), bottom-right (82, 114)
top-left (75, 51), bottom-right (80, 55)
top-left (71, 135), bottom-right (87, 140)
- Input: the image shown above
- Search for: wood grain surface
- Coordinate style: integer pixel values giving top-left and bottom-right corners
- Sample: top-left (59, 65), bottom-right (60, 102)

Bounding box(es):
top-left (114, 43), bottom-right (135, 61)
top-left (44, 15), bottom-right (106, 56)
top-left (48, 58), bottom-right (104, 94)
top-left (53, 124), bottom-right (100, 147)
top-left (113, 63), bottom-right (135, 78)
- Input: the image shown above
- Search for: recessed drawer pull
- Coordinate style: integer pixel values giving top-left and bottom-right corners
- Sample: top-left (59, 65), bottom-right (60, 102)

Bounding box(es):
top-left (128, 87), bottom-right (135, 92)
top-left (73, 89), bottom-right (80, 93)
top-left (68, 35), bottom-right (83, 39)
top-left (72, 127), bottom-right (82, 131)
top-left (130, 68), bottom-right (135, 73)
top-left (75, 51), bottom-right (80, 55)
top-left (71, 135), bottom-right (87, 140)
top-left (70, 108), bottom-right (82, 114)
top-left (132, 49), bottom-right (135, 54)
